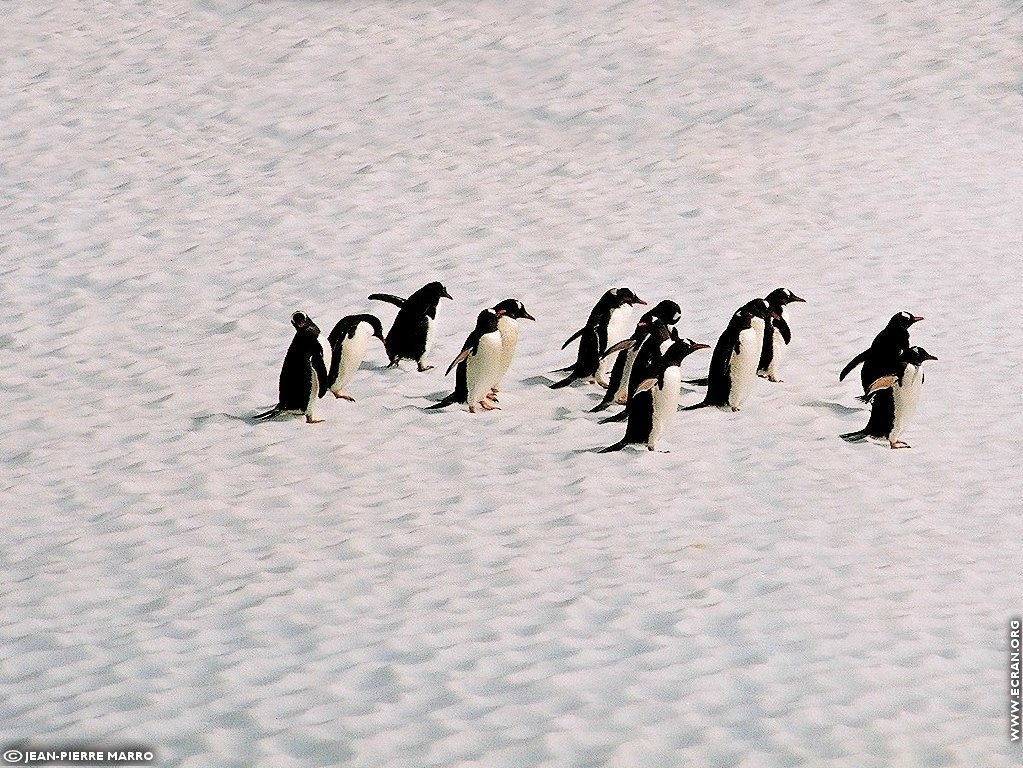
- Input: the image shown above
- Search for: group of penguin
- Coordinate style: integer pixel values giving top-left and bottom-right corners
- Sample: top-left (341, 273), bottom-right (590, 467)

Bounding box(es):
top-left (255, 282), bottom-right (937, 453)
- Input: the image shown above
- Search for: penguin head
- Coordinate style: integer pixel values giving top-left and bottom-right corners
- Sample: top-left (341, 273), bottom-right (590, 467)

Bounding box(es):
top-left (492, 298), bottom-right (535, 321)
top-left (363, 314), bottom-right (386, 343)
top-left (645, 300), bottom-right (682, 326)
top-left (291, 311), bottom-right (320, 336)
top-left (738, 298), bottom-right (779, 321)
top-left (613, 287), bottom-right (647, 307)
top-left (662, 338), bottom-right (711, 366)
top-left (411, 281), bottom-right (454, 305)
top-left (765, 288), bottom-right (806, 308)
top-left (890, 311), bottom-right (924, 328)
top-left (476, 308), bottom-right (501, 333)
top-left (904, 346), bottom-right (938, 364)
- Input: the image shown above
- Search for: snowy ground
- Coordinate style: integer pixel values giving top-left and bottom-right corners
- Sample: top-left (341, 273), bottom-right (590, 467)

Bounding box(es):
top-left (3, 0), bottom-right (1022, 765)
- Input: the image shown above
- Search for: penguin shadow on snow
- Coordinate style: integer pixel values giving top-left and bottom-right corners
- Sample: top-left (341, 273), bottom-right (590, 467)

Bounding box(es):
top-left (804, 399), bottom-right (863, 415)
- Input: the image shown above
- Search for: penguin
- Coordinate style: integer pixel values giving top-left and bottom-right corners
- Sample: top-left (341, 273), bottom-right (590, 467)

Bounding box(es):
top-left (429, 309), bottom-right (505, 413)
top-left (684, 298), bottom-right (777, 412)
top-left (490, 298), bottom-right (536, 398)
top-left (254, 311), bottom-right (329, 423)
top-left (600, 339), bottom-right (710, 452)
top-left (839, 311), bottom-right (923, 394)
top-left (841, 346), bottom-right (937, 449)
top-left (324, 314), bottom-right (386, 401)
top-left (757, 288), bottom-right (806, 382)
top-left (592, 300), bottom-right (682, 412)
top-left (550, 287), bottom-right (646, 389)
top-left (369, 281), bottom-right (453, 371)
top-left (598, 317), bottom-right (678, 423)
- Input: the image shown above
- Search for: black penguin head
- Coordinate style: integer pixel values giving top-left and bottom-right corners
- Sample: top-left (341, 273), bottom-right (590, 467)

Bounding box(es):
top-left (890, 311), bottom-right (924, 328)
top-left (644, 300), bottom-right (682, 326)
top-left (662, 338), bottom-right (711, 366)
top-left (410, 281), bottom-right (454, 305)
top-left (612, 287), bottom-right (647, 307)
top-left (476, 308), bottom-right (501, 334)
top-left (904, 346), bottom-right (938, 364)
top-left (291, 311), bottom-right (320, 336)
top-left (492, 298), bottom-right (535, 321)
top-left (738, 298), bottom-right (779, 321)
top-left (765, 288), bottom-right (806, 308)
top-left (362, 314), bottom-right (386, 342)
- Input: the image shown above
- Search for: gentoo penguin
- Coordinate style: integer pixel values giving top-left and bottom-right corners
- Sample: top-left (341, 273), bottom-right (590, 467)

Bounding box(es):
top-left (598, 317), bottom-right (678, 423)
top-left (592, 299), bottom-right (682, 412)
top-left (684, 298), bottom-right (777, 412)
top-left (550, 287), bottom-right (646, 389)
top-left (600, 339), bottom-right (710, 452)
top-left (429, 309), bottom-right (505, 413)
top-left (254, 311), bottom-right (329, 423)
top-left (490, 298), bottom-right (535, 398)
top-left (839, 311), bottom-right (923, 394)
top-left (369, 281), bottom-right (453, 371)
top-left (841, 346), bottom-right (937, 449)
top-left (757, 288), bottom-right (806, 382)
top-left (324, 314), bottom-right (386, 401)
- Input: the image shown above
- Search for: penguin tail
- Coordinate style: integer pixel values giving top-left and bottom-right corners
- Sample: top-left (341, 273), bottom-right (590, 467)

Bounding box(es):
top-left (549, 373), bottom-right (578, 389)
top-left (840, 430), bottom-right (869, 443)
top-left (589, 399), bottom-right (612, 413)
top-left (253, 406), bottom-right (281, 420)
top-left (685, 377), bottom-right (710, 386)
top-left (427, 394), bottom-right (458, 410)
top-left (599, 440), bottom-right (629, 453)
top-left (599, 409), bottom-right (629, 424)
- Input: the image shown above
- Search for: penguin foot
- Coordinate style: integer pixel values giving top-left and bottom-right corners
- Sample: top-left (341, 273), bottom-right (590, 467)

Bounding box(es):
top-left (479, 400), bottom-right (500, 411)
top-left (615, 394), bottom-right (628, 405)
top-left (769, 376), bottom-right (782, 382)
top-left (306, 416), bottom-right (324, 424)
top-left (417, 362), bottom-right (434, 372)
top-left (491, 385), bottom-right (501, 394)
top-left (387, 360), bottom-right (400, 368)
top-left (731, 406), bottom-right (741, 412)
top-left (333, 392), bottom-right (356, 402)
top-left (486, 392), bottom-right (499, 402)
top-left (596, 379), bottom-right (610, 389)
top-left (890, 440), bottom-right (912, 449)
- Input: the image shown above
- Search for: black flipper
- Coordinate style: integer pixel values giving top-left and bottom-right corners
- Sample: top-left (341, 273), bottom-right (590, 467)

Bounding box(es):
top-left (776, 315), bottom-right (792, 345)
top-left (561, 327), bottom-right (586, 350)
top-left (368, 293), bottom-right (407, 308)
top-left (839, 350), bottom-right (869, 381)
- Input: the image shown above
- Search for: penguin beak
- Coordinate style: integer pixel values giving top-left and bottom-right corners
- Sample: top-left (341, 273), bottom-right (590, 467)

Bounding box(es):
top-left (912, 315), bottom-right (924, 323)
top-left (633, 297), bottom-right (648, 305)
top-left (924, 353), bottom-right (938, 361)
top-left (692, 343), bottom-right (711, 350)
top-left (442, 289), bottom-right (453, 300)
top-left (522, 311), bottom-right (535, 321)
top-left (790, 294), bottom-right (806, 303)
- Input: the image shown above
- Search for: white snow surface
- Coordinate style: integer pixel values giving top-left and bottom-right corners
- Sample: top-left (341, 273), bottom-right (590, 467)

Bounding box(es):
top-left (3, 1), bottom-right (1023, 765)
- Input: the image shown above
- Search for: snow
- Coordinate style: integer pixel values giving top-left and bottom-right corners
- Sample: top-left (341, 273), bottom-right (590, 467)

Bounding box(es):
top-left (3, 0), bottom-right (1022, 765)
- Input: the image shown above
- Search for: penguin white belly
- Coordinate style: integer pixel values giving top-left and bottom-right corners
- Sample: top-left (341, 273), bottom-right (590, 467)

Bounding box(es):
top-left (765, 327), bottom-right (786, 378)
top-left (649, 366), bottom-right (683, 448)
top-left (466, 331), bottom-right (504, 406)
top-left (495, 316), bottom-right (519, 386)
top-left (599, 306), bottom-right (633, 380)
top-left (306, 366), bottom-right (319, 417)
top-left (728, 322), bottom-right (764, 410)
top-left (319, 336), bottom-right (332, 376)
top-left (890, 364), bottom-right (923, 442)
top-left (331, 324), bottom-right (373, 394)
top-left (422, 317), bottom-right (436, 362)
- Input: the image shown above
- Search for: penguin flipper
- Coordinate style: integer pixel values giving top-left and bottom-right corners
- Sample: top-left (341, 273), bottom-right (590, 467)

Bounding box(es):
top-left (368, 293), bottom-right (407, 308)
top-left (859, 374), bottom-right (898, 403)
top-left (446, 350), bottom-right (471, 376)
top-left (839, 351), bottom-right (868, 381)
top-left (601, 338), bottom-right (635, 359)
top-left (599, 440), bottom-right (629, 453)
top-left (776, 316), bottom-right (792, 345)
top-left (561, 328), bottom-right (586, 350)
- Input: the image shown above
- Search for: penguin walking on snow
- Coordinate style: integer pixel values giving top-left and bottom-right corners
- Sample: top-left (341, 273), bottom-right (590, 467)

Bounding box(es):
top-left (550, 287), bottom-right (646, 389)
top-left (254, 311), bottom-right (329, 423)
top-left (840, 311), bottom-right (923, 394)
top-left (600, 338), bottom-right (710, 452)
top-left (429, 309), bottom-right (505, 413)
top-left (490, 298), bottom-right (535, 399)
top-left (592, 299), bottom-right (682, 412)
top-left (758, 288), bottom-right (805, 382)
top-left (599, 317), bottom-right (678, 423)
top-left (369, 281), bottom-right (453, 371)
top-left (841, 346), bottom-right (937, 449)
top-left (325, 314), bottom-right (386, 401)
top-left (684, 299), bottom-right (777, 412)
